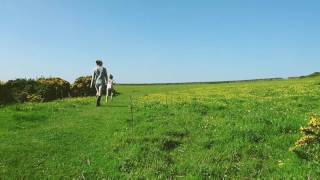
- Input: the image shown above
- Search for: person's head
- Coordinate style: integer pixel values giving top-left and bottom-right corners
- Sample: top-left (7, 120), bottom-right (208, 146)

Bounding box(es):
top-left (96, 60), bottom-right (103, 66)
top-left (109, 74), bottom-right (113, 80)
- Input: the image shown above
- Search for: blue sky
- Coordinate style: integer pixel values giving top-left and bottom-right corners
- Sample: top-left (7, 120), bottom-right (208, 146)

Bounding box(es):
top-left (0, 0), bottom-right (319, 83)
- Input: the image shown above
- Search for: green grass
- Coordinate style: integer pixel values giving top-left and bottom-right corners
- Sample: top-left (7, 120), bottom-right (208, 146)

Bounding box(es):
top-left (1, 77), bottom-right (320, 178)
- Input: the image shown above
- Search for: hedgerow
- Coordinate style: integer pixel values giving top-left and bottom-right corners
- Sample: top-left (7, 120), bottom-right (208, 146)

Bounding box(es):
top-left (0, 82), bottom-right (14, 105)
top-left (37, 77), bottom-right (71, 101)
top-left (5, 79), bottom-right (39, 103)
top-left (0, 76), bottom-right (95, 105)
top-left (71, 76), bottom-right (96, 97)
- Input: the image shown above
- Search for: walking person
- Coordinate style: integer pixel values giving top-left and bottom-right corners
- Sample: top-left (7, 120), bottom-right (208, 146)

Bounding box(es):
top-left (90, 60), bottom-right (108, 106)
top-left (106, 74), bottom-right (114, 102)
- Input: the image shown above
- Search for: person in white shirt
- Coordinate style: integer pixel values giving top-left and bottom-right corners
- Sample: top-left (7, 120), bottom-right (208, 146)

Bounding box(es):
top-left (106, 74), bottom-right (114, 102)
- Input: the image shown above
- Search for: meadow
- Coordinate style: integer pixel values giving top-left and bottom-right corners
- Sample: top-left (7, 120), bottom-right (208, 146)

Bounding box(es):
top-left (1, 76), bottom-right (320, 179)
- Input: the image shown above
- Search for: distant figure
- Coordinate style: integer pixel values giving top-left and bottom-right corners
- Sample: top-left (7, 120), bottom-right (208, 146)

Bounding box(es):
top-left (90, 60), bottom-right (108, 106)
top-left (106, 74), bottom-right (114, 102)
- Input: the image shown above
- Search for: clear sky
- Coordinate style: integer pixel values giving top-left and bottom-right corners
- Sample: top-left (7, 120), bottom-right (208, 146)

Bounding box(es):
top-left (0, 0), bottom-right (319, 83)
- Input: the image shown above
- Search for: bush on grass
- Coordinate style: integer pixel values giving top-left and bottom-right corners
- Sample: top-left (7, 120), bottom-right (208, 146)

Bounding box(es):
top-left (37, 77), bottom-right (71, 101)
top-left (5, 79), bottom-right (39, 103)
top-left (0, 82), bottom-right (14, 105)
top-left (71, 76), bottom-right (96, 97)
top-left (290, 115), bottom-right (320, 161)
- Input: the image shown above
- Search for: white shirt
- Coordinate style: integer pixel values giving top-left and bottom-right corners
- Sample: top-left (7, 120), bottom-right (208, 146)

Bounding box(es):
top-left (107, 79), bottom-right (113, 89)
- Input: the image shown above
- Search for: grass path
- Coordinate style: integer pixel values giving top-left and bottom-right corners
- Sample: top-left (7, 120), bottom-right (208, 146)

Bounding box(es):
top-left (0, 85), bottom-right (183, 178)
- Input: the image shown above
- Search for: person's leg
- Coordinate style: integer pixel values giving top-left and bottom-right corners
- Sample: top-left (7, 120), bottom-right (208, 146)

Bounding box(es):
top-left (95, 85), bottom-right (99, 106)
top-left (98, 85), bottom-right (103, 96)
top-left (95, 86), bottom-right (99, 96)
top-left (106, 88), bottom-right (109, 102)
top-left (98, 86), bottom-right (103, 105)
top-left (96, 85), bottom-right (102, 106)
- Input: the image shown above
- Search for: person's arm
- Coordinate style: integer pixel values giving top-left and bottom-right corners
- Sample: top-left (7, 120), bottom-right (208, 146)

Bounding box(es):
top-left (90, 69), bottom-right (95, 88)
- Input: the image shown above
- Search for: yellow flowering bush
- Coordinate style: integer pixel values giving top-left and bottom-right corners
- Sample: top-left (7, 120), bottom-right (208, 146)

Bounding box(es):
top-left (5, 79), bottom-right (39, 103)
top-left (26, 94), bottom-right (43, 102)
top-left (290, 115), bottom-right (320, 160)
top-left (37, 77), bottom-right (71, 101)
top-left (71, 76), bottom-right (96, 97)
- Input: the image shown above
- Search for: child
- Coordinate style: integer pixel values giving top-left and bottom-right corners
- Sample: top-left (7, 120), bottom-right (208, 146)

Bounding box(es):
top-left (106, 74), bottom-right (114, 102)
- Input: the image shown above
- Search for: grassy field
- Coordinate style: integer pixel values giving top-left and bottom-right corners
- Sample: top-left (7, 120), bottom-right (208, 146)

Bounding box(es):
top-left (1, 76), bottom-right (320, 179)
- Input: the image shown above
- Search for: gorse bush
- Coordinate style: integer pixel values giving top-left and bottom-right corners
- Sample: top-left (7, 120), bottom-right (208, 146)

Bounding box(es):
top-left (290, 115), bottom-right (320, 160)
top-left (1, 78), bottom-right (71, 104)
top-left (5, 79), bottom-right (39, 103)
top-left (0, 76), bottom-right (95, 105)
top-left (0, 83), bottom-right (14, 105)
top-left (71, 76), bottom-right (96, 97)
top-left (0, 75), bottom-right (114, 105)
top-left (71, 76), bottom-right (120, 97)
top-left (37, 77), bottom-right (71, 101)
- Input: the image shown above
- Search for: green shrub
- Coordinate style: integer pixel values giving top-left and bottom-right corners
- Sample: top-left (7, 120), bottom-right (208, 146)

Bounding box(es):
top-left (5, 79), bottom-right (39, 103)
top-left (0, 83), bottom-right (14, 105)
top-left (3, 78), bottom-right (71, 104)
top-left (71, 76), bottom-right (96, 97)
top-left (1, 75), bottom-right (120, 105)
top-left (37, 77), bottom-right (71, 101)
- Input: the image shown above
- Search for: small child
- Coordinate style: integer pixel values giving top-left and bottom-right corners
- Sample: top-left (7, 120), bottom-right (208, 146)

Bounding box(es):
top-left (106, 74), bottom-right (114, 102)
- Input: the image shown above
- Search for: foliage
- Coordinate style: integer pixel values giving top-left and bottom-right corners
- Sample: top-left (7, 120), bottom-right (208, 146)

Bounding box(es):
top-left (290, 115), bottom-right (320, 161)
top-left (37, 77), bottom-right (70, 101)
top-left (5, 79), bottom-right (39, 103)
top-left (71, 76), bottom-right (120, 97)
top-left (0, 83), bottom-right (14, 105)
top-left (71, 76), bottom-right (96, 97)
top-left (1, 78), bottom-right (71, 104)
top-left (0, 75), bottom-right (107, 104)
